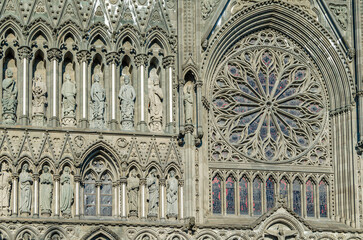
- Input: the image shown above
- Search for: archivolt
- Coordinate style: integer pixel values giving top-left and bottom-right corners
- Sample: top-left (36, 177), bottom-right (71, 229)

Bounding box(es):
top-left (202, 0), bottom-right (354, 111)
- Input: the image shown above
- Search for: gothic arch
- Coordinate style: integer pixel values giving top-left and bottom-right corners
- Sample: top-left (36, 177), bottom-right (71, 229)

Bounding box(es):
top-left (57, 25), bottom-right (82, 47)
top-left (80, 226), bottom-right (120, 240)
top-left (88, 29), bottom-right (111, 51)
top-left (202, 0), bottom-right (353, 111)
top-left (133, 229), bottom-right (159, 240)
top-left (194, 231), bottom-right (221, 240)
top-left (116, 27), bottom-right (141, 50)
top-left (0, 21), bottom-right (24, 45)
top-left (145, 30), bottom-right (171, 54)
top-left (80, 141), bottom-right (121, 170)
top-left (15, 227), bottom-right (38, 240)
top-left (42, 227), bottom-right (67, 240)
top-left (26, 22), bottom-right (53, 47)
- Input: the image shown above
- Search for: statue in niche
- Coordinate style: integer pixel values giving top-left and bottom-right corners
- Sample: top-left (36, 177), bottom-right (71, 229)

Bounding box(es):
top-left (119, 75), bottom-right (136, 130)
top-left (0, 162), bottom-right (11, 216)
top-left (32, 74), bottom-right (47, 126)
top-left (2, 69), bottom-right (18, 125)
top-left (49, 233), bottom-right (61, 240)
top-left (61, 73), bottom-right (77, 127)
top-left (19, 163), bottom-right (33, 216)
top-left (90, 74), bottom-right (106, 129)
top-left (167, 170), bottom-right (178, 218)
top-left (39, 165), bottom-right (53, 216)
top-left (184, 85), bottom-right (194, 125)
top-left (127, 169), bottom-right (139, 217)
top-left (148, 69), bottom-right (163, 132)
top-left (147, 169), bottom-right (159, 217)
top-left (60, 166), bottom-right (73, 218)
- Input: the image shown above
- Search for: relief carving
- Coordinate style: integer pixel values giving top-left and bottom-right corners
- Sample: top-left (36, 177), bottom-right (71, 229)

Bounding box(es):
top-left (61, 73), bottom-right (77, 127)
top-left (60, 166), bottom-right (73, 218)
top-left (90, 74), bottom-right (106, 129)
top-left (32, 74), bottom-right (47, 126)
top-left (147, 169), bottom-right (159, 217)
top-left (127, 169), bottom-right (139, 217)
top-left (0, 162), bottom-right (11, 216)
top-left (119, 75), bottom-right (136, 130)
top-left (2, 69), bottom-right (18, 125)
top-left (39, 165), bottom-right (53, 216)
top-left (166, 170), bottom-right (178, 218)
top-left (148, 69), bottom-right (163, 132)
top-left (19, 163), bottom-right (33, 216)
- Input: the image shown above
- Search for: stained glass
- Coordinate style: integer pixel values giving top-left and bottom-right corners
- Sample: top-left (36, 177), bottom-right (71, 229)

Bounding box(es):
top-left (319, 180), bottom-right (328, 218)
top-left (226, 177), bottom-right (235, 214)
top-left (253, 178), bottom-right (262, 215)
top-left (239, 177), bottom-right (248, 215)
top-left (84, 173), bottom-right (96, 216)
top-left (280, 179), bottom-right (288, 202)
top-left (212, 176), bottom-right (222, 214)
top-left (100, 173), bottom-right (112, 216)
top-left (306, 179), bottom-right (315, 217)
top-left (266, 177), bottom-right (275, 211)
top-left (293, 179), bottom-right (301, 216)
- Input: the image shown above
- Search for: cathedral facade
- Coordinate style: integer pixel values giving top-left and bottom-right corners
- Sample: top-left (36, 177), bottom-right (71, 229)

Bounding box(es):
top-left (0, 0), bottom-right (362, 239)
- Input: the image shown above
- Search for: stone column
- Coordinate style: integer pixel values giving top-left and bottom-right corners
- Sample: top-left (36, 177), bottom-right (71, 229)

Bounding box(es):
top-left (106, 52), bottom-right (120, 130)
top-left (179, 180), bottom-right (184, 220)
top-left (160, 179), bottom-right (166, 220)
top-left (195, 81), bottom-right (203, 144)
top-left (179, 79), bottom-right (185, 136)
top-left (33, 174), bottom-right (39, 217)
top-left (47, 48), bottom-right (62, 127)
top-left (134, 54), bottom-right (148, 131)
top-left (140, 178), bottom-right (146, 219)
top-left (11, 174), bottom-right (18, 216)
top-left (76, 50), bottom-right (91, 128)
top-left (113, 181), bottom-right (119, 218)
top-left (75, 175), bottom-right (81, 218)
top-left (17, 46), bottom-right (32, 125)
top-left (120, 178), bottom-right (127, 219)
top-left (162, 56), bottom-right (175, 133)
top-left (54, 174), bottom-right (60, 217)
top-left (96, 181), bottom-right (101, 217)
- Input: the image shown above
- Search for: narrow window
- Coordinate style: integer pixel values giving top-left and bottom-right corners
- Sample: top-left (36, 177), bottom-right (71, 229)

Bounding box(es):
top-left (266, 177), bottom-right (275, 211)
top-left (100, 173), bottom-right (112, 216)
top-left (306, 179), bottom-right (315, 217)
top-left (226, 176), bottom-right (235, 214)
top-left (293, 179), bottom-right (301, 216)
top-left (253, 177), bottom-right (262, 215)
top-left (319, 180), bottom-right (328, 218)
top-left (84, 173), bottom-right (96, 216)
top-left (280, 178), bottom-right (288, 202)
top-left (212, 176), bottom-right (222, 214)
top-left (239, 177), bottom-right (248, 215)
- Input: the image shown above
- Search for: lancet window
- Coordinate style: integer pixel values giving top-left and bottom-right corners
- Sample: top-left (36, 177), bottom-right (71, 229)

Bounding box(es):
top-left (239, 176), bottom-right (248, 215)
top-left (225, 176), bottom-right (235, 214)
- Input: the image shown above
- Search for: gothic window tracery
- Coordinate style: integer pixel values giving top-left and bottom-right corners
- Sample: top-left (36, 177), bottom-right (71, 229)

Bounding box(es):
top-left (306, 179), bottom-right (315, 217)
top-left (253, 177), bottom-right (262, 215)
top-left (225, 176), bottom-right (235, 214)
top-left (84, 172), bottom-right (96, 216)
top-left (319, 179), bottom-right (328, 218)
top-left (293, 179), bottom-right (302, 216)
top-left (212, 175), bottom-right (222, 214)
top-left (100, 173), bottom-right (112, 216)
top-left (239, 176), bottom-right (248, 215)
top-left (280, 178), bottom-right (288, 202)
top-left (266, 177), bottom-right (275, 211)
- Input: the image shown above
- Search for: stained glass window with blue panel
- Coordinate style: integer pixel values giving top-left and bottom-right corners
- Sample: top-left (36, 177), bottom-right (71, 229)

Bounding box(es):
top-left (306, 179), bottom-right (315, 217)
top-left (239, 177), bottom-right (248, 215)
top-left (212, 176), bottom-right (222, 214)
top-left (226, 176), bottom-right (235, 214)
top-left (293, 179), bottom-right (301, 216)
top-left (266, 177), bottom-right (275, 211)
top-left (319, 180), bottom-right (328, 218)
top-left (253, 178), bottom-right (262, 215)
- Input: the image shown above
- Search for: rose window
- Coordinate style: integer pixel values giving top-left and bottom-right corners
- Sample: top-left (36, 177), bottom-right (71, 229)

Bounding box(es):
top-left (211, 48), bottom-right (327, 162)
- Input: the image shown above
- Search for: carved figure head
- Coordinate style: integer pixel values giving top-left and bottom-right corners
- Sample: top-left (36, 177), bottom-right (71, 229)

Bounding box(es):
top-left (169, 169), bottom-right (175, 178)
top-left (35, 74), bottom-right (42, 82)
top-left (64, 73), bottom-right (71, 82)
top-left (150, 68), bottom-right (159, 85)
top-left (1, 161), bottom-right (9, 172)
top-left (22, 163), bottom-right (29, 172)
top-left (5, 69), bottom-right (13, 78)
top-left (64, 166), bottom-right (70, 174)
top-left (130, 169), bottom-right (137, 177)
top-left (43, 165), bottom-right (49, 173)
top-left (94, 74), bottom-right (100, 82)
top-left (124, 75), bottom-right (130, 85)
top-left (149, 168), bottom-right (157, 177)
top-left (142, 235), bottom-right (150, 240)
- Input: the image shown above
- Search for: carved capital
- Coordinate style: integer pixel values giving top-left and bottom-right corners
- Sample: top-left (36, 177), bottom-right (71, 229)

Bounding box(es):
top-left (47, 48), bottom-right (62, 62)
top-left (76, 50), bottom-right (91, 63)
top-left (184, 124), bottom-right (194, 134)
top-left (120, 177), bottom-right (127, 184)
top-left (162, 55), bottom-right (175, 68)
top-left (106, 52), bottom-right (120, 65)
top-left (17, 46), bottom-right (32, 60)
top-left (159, 179), bottom-right (166, 186)
top-left (12, 173), bottom-right (19, 180)
top-left (134, 54), bottom-right (148, 67)
top-left (178, 179), bottom-right (184, 187)
top-left (74, 175), bottom-right (81, 182)
top-left (95, 181), bottom-right (102, 187)
top-left (195, 80), bottom-right (203, 88)
top-left (53, 174), bottom-right (60, 181)
top-left (140, 178), bottom-right (147, 185)
top-left (32, 174), bottom-right (39, 181)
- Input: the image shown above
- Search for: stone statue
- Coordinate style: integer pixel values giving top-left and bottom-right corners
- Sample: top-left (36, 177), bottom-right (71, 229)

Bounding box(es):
top-left (2, 69), bottom-right (18, 125)
top-left (184, 85), bottom-right (194, 124)
top-left (127, 169), bottom-right (139, 216)
top-left (119, 75), bottom-right (136, 130)
top-left (60, 166), bottom-right (73, 217)
top-left (39, 165), bottom-right (53, 216)
top-left (19, 163), bottom-right (33, 216)
top-left (142, 236), bottom-right (150, 240)
top-left (90, 74), bottom-right (106, 129)
top-left (0, 162), bottom-right (11, 216)
top-left (167, 170), bottom-right (178, 217)
top-left (147, 169), bottom-right (159, 217)
top-left (32, 74), bottom-right (47, 126)
top-left (61, 73), bottom-right (77, 127)
top-left (148, 69), bottom-right (163, 132)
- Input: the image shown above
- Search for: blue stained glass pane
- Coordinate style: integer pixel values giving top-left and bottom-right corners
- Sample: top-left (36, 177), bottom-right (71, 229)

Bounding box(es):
top-left (212, 176), bottom-right (222, 214)
top-left (293, 180), bottom-right (301, 216)
top-left (248, 115), bottom-right (261, 135)
top-left (253, 178), bottom-right (262, 215)
top-left (306, 180), bottom-right (315, 217)
top-left (266, 177), bottom-right (275, 211)
top-left (239, 177), bottom-right (248, 215)
top-left (319, 181), bottom-right (328, 218)
top-left (280, 179), bottom-right (288, 202)
top-left (269, 73), bottom-right (276, 94)
top-left (259, 119), bottom-right (268, 140)
top-left (226, 177), bottom-right (235, 214)
top-left (258, 71), bottom-right (267, 94)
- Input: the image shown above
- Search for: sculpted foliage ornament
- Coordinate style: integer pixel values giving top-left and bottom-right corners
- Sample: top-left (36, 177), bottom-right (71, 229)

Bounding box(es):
top-left (210, 30), bottom-right (327, 163)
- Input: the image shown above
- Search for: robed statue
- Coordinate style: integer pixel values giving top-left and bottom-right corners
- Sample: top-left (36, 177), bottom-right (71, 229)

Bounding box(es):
top-left (60, 166), bottom-right (73, 217)
top-left (184, 85), bottom-right (194, 124)
top-left (32, 74), bottom-right (47, 126)
top-left (167, 170), bottom-right (178, 217)
top-left (40, 165), bottom-right (53, 215)
top-left (0, 162), bottom-right (11, 216)
top-left (2, 69), bottom-right (18, 124)
top-left (61, 73), bottom-right (77, 126)
top-left (127, 169), bottom-right (139, 216)
top-left (119, 75), bottom-right (136, 130)
top-left (148, 69), bottom-right (163, 132)
top-left (19, 163), bottom-right (33, 216)
top-left (90, 74), bottom-right (106, 128)
top-left (147, 169), bottom-right (159, 216)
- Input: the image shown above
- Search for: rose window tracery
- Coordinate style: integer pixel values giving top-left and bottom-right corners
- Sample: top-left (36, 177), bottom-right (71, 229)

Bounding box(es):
top-left (211, 42), bottom-right (327, 163)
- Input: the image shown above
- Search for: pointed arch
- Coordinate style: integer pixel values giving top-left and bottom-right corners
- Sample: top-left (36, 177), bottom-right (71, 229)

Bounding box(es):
top-left (133, 230), bottom-right (159, 240)
top-left (15, 227), bottom-right (38, 240)
top-left (81, 226), bottom-right (120, 240)
top-left (88, 28), bottom-right (111, 51)
top-left (293, 177), bottom-right (303, 216)
top-left (57, 24), bottom-right (82, 47)
top-left (0, 20), bottom-right (24, 44)
top-left (26, 22), bottom-right (53, 46)
top-left (42, 227), bottom-right (67, 240)
top-left (164, 162), bottom-right (182, 179)
top-left (16, 157), bottom-right (35, 173)
top-left (126, 160), bottom-right (143, 178)
top-left (145, 30), bottom-right (171, 54)
top-left (37, 158), bottom-right (55, 173)
top-left (252, 175), bottom-right (263, 216)
top-left (116, 27), bottom-right (141, 50)
top-left (212, 173), bottom-right (222, 214)
top-left (145, 162), bottom-right (163, 178)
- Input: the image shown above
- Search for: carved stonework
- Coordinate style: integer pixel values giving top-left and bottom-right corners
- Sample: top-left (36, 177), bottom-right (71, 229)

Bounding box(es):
top-left (119, 75), bottom-right (136, 130)
top-left (32, 74), bottom-right (47, 126)
top-left (202, 0), bottom-right (221, 20)
top-left (61, 74), bottom-right (77, 127)
top-left (90, 74), bottom-right (106, 129)
top-left (0, 162), bottom-right (11, 216)
top-left (148, 69), bottom-right (163, 132)
top-left (2, 69), bottom-right (18, 125)
top-left (329, 4), bottom-right (348, 30)
top-left (19, 163), bottom-right (33, 216)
